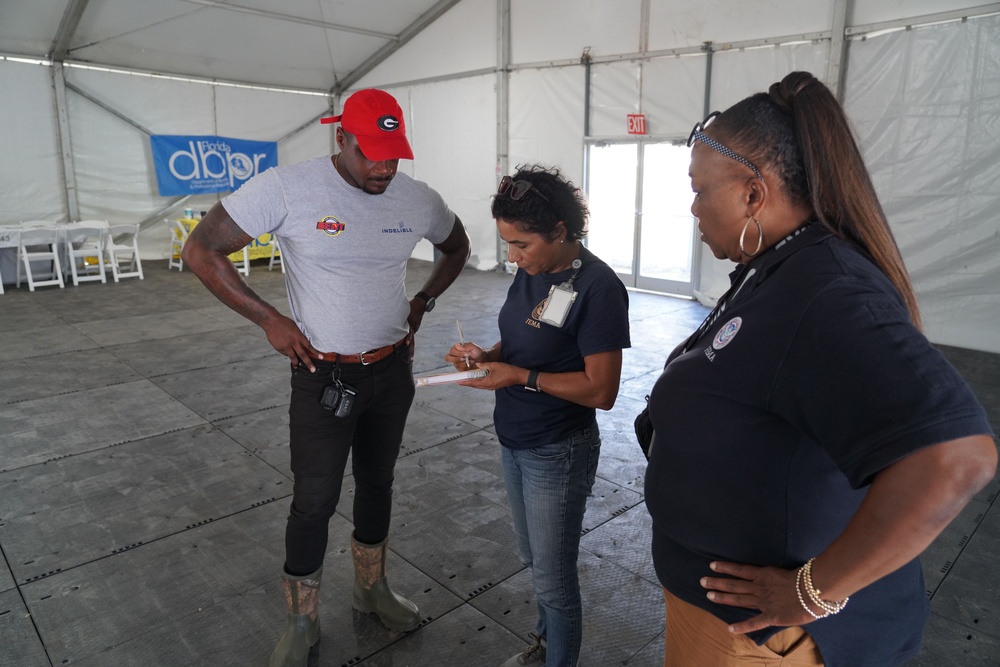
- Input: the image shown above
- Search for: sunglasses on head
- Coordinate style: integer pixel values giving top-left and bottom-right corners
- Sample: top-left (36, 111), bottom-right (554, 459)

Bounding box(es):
top-left (687, 112), bottom-right (764, 181)
top-left (497, 175), bottom-right (552, 204)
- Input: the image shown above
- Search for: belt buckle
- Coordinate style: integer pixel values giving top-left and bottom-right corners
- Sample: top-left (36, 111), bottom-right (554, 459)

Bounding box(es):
top-left (359, 348), bottom-right (376, 365)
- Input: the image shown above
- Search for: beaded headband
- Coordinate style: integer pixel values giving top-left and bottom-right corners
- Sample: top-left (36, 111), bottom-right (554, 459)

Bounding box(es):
top-left (687, 112), bottom-right (764, 181)
top-left (689, 132), bottom-right (764, 181)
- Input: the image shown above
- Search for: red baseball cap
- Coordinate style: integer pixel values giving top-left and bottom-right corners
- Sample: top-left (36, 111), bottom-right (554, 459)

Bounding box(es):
top-left (320, 89), bottom-right (414, 161)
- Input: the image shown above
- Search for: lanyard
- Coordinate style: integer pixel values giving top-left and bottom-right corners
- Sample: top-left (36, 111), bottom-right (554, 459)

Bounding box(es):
top-left (680, 263), bottom-right (755, 354)
top-left (679, 224), bottom-right (814, 355)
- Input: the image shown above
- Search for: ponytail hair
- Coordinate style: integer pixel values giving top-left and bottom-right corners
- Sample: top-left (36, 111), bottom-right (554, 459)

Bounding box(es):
top-left (713, 71), bottom-right (921, 329)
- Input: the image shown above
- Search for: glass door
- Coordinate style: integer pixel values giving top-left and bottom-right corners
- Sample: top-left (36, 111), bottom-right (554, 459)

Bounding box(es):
top-left (586, 140), bottom-right (697, 296)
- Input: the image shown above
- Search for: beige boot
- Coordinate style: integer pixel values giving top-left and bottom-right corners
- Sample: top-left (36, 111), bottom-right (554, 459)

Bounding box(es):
top-left (269, 567), bottom-right (322, 667)
top-left (351, 535), bottom-right (421, 631)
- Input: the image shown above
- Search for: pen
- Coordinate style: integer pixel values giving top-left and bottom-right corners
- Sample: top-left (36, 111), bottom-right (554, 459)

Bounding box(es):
top-left (456, 319), bottom-right (470, 368)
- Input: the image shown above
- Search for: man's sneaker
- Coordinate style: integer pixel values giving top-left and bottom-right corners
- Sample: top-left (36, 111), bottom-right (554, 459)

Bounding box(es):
top-left (502, 633), bottom-right (546, 666)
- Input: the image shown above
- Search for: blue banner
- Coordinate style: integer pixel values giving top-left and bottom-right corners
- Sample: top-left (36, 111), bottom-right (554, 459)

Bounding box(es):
top-left (150, 134), bottom-right (277, 196)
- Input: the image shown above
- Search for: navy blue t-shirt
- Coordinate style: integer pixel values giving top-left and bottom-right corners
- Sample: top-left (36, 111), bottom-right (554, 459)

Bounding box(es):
top-left (644, 224), bottom-right (992, 667)
top-left (494, 246), bottom-right (630, 449)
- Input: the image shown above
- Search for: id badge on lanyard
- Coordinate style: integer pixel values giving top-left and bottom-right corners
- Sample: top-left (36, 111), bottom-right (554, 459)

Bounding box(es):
top-left (538, 258), bottom-right (582, 328)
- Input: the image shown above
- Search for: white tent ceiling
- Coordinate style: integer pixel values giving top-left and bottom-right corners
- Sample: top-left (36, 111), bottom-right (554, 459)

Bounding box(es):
top-left (0, 0), bottom-right (460, 92)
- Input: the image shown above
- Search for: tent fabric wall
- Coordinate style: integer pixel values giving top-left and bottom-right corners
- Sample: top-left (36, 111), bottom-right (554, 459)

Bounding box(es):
top-left (0, 61), bottom-right (65, 222)
top-left (379, 76), bottom-right (499, 269)
top-left (508, 66), bottom-right (586, 198)
top-left (37, 66), bottom-right (331, 259)
top-left (846, 15), bottom-right (1000, 353)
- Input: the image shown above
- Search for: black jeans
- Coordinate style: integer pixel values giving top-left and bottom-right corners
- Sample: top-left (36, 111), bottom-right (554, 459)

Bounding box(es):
top-left (284, 345), bottom-right (414, 575)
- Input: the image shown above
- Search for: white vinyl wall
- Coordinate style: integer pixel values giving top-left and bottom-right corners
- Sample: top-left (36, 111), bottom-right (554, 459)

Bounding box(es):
top-left (1, 0), bottom-right (997, 352)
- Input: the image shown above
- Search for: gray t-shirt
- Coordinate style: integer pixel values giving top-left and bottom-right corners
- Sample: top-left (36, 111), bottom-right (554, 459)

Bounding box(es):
top-left (222, 155), bottom-right (455, 353)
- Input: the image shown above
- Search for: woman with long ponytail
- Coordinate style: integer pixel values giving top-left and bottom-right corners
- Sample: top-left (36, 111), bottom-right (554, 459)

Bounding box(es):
top-left (642, 71), bottom-right (994, 666)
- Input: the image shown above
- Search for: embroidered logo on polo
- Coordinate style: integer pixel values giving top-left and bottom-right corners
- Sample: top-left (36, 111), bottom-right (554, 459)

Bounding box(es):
top-left (316, 215), bottom-right (346, 236)
top-left (704, 316), bottom-right (742, 362)
top-left (713, 317), bottom-right (742, 349)
top-left (525, 300), bottom-right (545, 329)
top-left (382, 221), bottom-right (413, 234)
top-left (377, 115), bottom-right (400, 132)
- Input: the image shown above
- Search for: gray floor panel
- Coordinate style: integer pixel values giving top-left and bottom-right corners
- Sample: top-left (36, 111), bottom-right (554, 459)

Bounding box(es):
top-left (0, 323), bottom-right (100, 361)
top-left (351, 603), bottom-right (523, 667)
top-left (921, 497), bottom-right (990, 596)
top-left (22, 542), bottom-right (238, 665)
top-left (0, 380), bottom-right (206, 470)
top-left (389, 462), bottom-right (482, 527)
top-left (620, 347), bottom-right (668, 383)
top-left (151, 355), bottom-right (293, 421)
top-left (0, 559), bottom-right (13, 592)
top-left (575, 550), bottom-right (667, 667)
top-left (582, 476), bottom-right (643, 534)
top-left (928, 504), bottom-right (1000, 638)
top-left (397, 403), bottom-right (485, 455)
top-left (0, 347), bottom-right (143, 404)
top-left (0, 588), bottom-right (50, 667)
top-left (2, 258), bottom-right (998, 666)
top-left (412, 382), bottom-right (496, 429)
top-left (621, 632), bottom-right (666, 667)
top-left (468, 564), bottom-right (535, 637)
top-left (390, 494), bottom-right (523, 601)
top-left (595, 399), bottom-right (651, 495)
top-left (71, 308), bottom-right (236, 346)
top-left (0, 424), bottom-right (289, 582)
top-left (70, 594), bottom-right (276, 667)
top-left (0, 294), bottom-right (64, 333)
top-left (618, 370), bottom-right (663, 405)
top-left (908, 612), bottom-right (1000, 667)
top-left (215, 405), bottom-right (293, 477)
top-left (580, 505), bottom-right (658, 586)
top-left (398, 430), bottom-right (505, 498)
top-left (628, 309), bottom-right (707, 352)
top-left (108, 326), bottom-right (278, 378)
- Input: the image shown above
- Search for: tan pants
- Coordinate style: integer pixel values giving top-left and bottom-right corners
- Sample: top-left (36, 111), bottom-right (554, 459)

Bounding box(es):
top-left (663, 587), bottom-right (825, 666)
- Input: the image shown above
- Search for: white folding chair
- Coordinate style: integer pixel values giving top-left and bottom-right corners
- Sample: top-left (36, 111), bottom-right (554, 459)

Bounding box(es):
top-left (65, 222), bottom-right (108, 286)
top-left (166, 219), bottom-right (188, 271)
top-left (231, 245), bottom-right (251, 276)
top-left (106, 223), bottom-right (144, 281)
top-left (16, 227), bottom-right (65, 291)
top-left (268, 236), bottom-right (284, 273)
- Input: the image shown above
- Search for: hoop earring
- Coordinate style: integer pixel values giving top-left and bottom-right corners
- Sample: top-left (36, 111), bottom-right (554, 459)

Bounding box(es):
top-left (740, 216), bottom-right (763, 257)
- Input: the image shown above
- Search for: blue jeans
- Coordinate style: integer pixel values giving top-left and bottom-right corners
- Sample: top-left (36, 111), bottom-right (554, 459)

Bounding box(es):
top-left (502, 420), bottom-right (601, 667)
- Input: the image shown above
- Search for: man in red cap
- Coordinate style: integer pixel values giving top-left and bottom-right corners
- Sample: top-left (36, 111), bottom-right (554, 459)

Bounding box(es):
top-left (183, 88), bottom-right (470, 667)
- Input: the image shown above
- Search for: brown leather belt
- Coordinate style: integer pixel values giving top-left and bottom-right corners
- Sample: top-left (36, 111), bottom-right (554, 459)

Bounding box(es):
top-left (323, 334), bottom-right (410, 365)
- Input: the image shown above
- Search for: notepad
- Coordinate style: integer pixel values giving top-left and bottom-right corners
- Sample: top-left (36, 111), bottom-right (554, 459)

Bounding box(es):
top-left (414, 368), bottom-right (488, 387)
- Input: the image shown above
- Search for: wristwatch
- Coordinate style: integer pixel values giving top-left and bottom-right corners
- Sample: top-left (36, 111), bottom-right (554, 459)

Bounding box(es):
top-left (415, 291), bottom-right (436, 312)
top-left (525, 369), bottom-right (541, 392)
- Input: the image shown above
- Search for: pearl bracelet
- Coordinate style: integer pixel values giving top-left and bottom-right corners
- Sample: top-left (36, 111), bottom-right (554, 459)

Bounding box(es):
top-left (795, 558), bottom-right (849, 619)
top-left (795, 566), bottom-right (826, 619)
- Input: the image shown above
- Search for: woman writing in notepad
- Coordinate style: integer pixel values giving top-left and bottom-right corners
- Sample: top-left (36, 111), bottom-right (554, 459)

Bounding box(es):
top-left (445, 165), bottom-right (630, 667)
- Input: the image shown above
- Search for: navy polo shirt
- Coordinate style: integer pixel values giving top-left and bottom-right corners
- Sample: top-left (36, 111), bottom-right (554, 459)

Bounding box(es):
top-left (644, 224), bottom-right (992, 666)
top-left (494, 246), bottom-right (630, 449)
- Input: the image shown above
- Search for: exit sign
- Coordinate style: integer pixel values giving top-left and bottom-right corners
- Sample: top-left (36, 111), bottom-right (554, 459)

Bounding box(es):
top-left (627, 114), bottom-right (647, 134)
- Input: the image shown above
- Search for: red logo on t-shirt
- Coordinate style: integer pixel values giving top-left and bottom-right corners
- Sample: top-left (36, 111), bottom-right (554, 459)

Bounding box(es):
top-left (317, 216), bottom-right (346, 236)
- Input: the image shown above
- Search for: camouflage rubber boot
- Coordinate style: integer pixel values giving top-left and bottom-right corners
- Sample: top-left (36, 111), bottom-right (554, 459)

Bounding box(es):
top-left (269, 566), bottom-right (322, 667)
top-left (351, 535), bottom-right (421, 631)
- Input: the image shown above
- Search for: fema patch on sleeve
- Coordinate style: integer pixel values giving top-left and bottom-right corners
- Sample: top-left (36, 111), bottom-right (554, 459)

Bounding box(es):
top-left (712, 317), bottom-right (742, 350)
